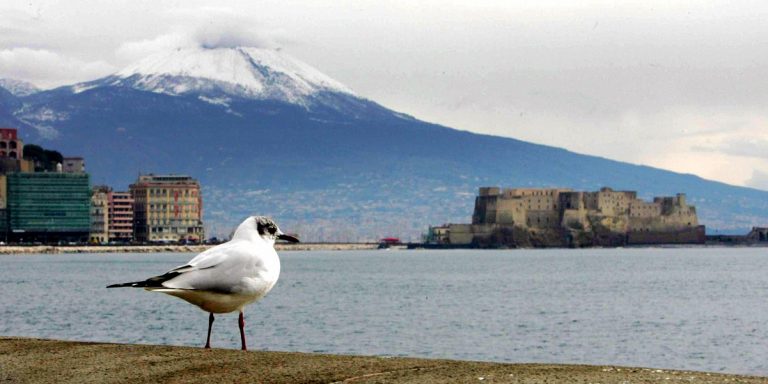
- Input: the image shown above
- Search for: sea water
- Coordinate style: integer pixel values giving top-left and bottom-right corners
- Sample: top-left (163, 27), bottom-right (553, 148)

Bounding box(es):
top-left (1, 247), bottom-right (766, 375)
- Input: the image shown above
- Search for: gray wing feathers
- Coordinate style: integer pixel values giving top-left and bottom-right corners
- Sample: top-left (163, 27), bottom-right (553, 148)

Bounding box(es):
top-left (107, 239), bottom-right (262, 292)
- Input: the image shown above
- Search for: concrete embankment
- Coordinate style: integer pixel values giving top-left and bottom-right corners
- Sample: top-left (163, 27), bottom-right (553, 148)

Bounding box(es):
top-left (0, 243), bottom-right (379, 255)
top-left (1, 338), bottom-right (764, 384)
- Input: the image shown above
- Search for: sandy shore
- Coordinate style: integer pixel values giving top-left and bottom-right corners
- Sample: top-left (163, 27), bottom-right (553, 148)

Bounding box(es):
top-left (0, 243), bottom-right (379, 255)
top-left (0, 337), bottom-right (764, 384)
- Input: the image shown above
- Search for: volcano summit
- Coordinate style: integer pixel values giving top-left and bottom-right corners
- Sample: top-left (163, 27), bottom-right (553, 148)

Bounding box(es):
top-left (96, 47), bottom-right (353, 105)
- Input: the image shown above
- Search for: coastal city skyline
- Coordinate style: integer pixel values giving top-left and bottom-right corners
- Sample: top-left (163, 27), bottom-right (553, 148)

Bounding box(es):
top-left (0, 124), bottom-right (763, 246)
top-left (1, 1), bottom-right (767, 191)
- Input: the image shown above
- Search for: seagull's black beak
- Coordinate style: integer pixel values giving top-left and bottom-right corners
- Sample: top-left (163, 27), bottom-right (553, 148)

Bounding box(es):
top-left (277, 233), bottom-right (300, 243)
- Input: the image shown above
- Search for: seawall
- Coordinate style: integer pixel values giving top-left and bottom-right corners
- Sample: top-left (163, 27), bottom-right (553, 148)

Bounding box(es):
top-left (0, 243), bottom-right (379, 255)
top-left (1, 337), bottom-right (765, 383)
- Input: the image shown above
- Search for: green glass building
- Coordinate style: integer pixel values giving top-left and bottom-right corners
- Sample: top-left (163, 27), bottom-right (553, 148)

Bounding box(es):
top-left (6, 173), bottom-right (91, 243)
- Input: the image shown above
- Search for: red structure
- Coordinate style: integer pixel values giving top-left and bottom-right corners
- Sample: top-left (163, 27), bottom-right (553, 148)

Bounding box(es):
top-left (0, 128), bottom-right (18, 140)
top-left (0, 128), bottom-right (22, 159)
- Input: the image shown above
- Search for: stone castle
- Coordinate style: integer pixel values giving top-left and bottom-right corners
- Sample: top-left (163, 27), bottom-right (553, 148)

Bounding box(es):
top-left (428, 187), bottom-right (705, 247)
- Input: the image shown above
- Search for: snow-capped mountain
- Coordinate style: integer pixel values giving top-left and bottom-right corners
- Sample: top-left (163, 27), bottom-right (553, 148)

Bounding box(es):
top-left (0, 45), bottom-right (766, 240)
top-left (0, 78), bottom-right (40, 97)
top-left (78, 47), bottom-right (354, 106)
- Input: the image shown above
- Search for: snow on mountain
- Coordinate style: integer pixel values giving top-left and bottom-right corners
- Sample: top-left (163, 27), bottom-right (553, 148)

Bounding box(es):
top-left (0, 78), bottom-right (41, 97)
top-left (101, 47), bottom-right (354, 105)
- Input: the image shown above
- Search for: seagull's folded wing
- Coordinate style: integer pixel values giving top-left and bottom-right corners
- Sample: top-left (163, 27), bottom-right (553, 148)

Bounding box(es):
top-left (159, 241), bottom-right (260, 292)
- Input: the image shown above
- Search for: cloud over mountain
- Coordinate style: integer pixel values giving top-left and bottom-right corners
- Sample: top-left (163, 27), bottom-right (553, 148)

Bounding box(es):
top-left (0, 47), bottom-right (114, 89)
top-left (116, 7), bottom-right (282, 63)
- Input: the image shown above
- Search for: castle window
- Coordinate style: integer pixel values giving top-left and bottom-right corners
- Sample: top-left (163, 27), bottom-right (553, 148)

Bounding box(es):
top-left (0, 142), bottom-right (6, 149)
top-left (9, 141), bottom-right (17, 149)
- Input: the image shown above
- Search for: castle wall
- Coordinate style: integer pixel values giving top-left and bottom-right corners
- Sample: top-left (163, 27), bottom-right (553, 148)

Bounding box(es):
top-left (463, 186), bottom-right (704, 247)
top-left (472, 189), bottom-right (500, 224)
top-left (746, 227), bottom-right (768, 242)
top-left (526, 210), bottom-right (561, 229)
top-left (447, 223), bottom-right (475, 245)
top-left (629, 200), bottom-right (661, 218)
top-left (592, 188), bottom-right (635, 216)
top-left (494, 198), bottom-right (524, 224)
top-left (474, 188), bottom-right (570, 228)
top-left (627, 226), bottom-right (706, 245)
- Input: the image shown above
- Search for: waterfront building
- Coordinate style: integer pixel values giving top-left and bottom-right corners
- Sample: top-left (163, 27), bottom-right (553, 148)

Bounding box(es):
top-left (6, 173), bottom-right (91, 243)
top-left (430, 186), bottom-right (704, 247)
top-left (89, 186), bottom-right (135, 244)
top-left (0, 128), bottom-right (33, 174)
top-left (748, 227), bottom-right (768, 242)
top-left (130, 174), bottom-right (204, 243)
top-left (0, 174), bottom-right (7, 240)
top-left (90, 186), bottom-right (110, 243)
top-left (0, 128), bottom-right (23, 160)
top-left (109, 191), bottom-right (134, 243)
top-left (0, 174), bottom-right (6, 209)
top-left (62, 157), bottom-right (85, 173)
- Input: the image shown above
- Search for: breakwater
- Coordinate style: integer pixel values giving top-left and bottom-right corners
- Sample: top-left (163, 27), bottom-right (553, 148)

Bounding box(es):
top-left (0, 242), bottom-right (379, 255)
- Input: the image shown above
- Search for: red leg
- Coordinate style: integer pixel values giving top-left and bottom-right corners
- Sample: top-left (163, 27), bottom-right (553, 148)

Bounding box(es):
top-left (239, 311), bottom-right (247, 351)
top-left (205, 312), bottom-right (214, 349)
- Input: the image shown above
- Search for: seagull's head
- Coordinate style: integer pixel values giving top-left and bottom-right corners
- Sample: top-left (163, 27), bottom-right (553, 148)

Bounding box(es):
top-left (237, 216), bottom-right (300, 244)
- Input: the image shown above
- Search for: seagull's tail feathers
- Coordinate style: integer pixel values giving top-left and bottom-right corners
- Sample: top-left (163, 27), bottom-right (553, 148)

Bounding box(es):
top-left (106, 270), bottom-right (183, 289)
top-left (106, 281), bottom-right (151, 288)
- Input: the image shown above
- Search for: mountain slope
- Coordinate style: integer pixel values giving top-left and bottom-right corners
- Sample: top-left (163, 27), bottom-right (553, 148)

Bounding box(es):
top-left (0, 79), bottom-right (40, 97)
top-left (0, 47), bottom-right (766, 240)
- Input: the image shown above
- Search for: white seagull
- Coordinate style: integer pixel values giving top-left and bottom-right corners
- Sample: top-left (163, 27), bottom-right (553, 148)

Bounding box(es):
top-left (107, 216), bottom-right (299, 350)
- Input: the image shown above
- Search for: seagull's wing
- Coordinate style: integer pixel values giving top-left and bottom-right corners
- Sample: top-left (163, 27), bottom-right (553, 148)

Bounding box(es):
top-left (168, 240), bottom-right (244, 273)
top-left (107, 239), bottom-right (271, 293)
top-left (157, 240), bottom-right (266, 292)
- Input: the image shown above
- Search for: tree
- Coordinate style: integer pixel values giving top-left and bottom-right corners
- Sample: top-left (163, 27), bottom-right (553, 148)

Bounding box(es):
top-left (22, 144), bottom-right (63, 171)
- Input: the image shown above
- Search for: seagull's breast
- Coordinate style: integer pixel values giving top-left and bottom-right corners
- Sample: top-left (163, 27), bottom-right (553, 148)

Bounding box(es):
top-left (241, 249), bottom-right (281, 294)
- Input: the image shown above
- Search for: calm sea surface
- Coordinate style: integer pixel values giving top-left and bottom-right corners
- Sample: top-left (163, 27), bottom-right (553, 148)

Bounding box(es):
top-left (1, 248), bottom-right (767, 375)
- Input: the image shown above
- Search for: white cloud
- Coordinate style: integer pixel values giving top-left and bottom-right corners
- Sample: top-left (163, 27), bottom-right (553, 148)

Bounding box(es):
top-left (115, 26), bottom-right (276, 64)
top-left (747, 170), bottom-right (768, 191)
top-left (715, 138), bottom-right (768, 160)
top-left (115, 32), bottom-right (196, 62)
top-left (193, 24), bottom-right (275, 50)
top-left (0, 47), bottom-right (115, 89)
top-left (114, 6), bottom-right (285, 64)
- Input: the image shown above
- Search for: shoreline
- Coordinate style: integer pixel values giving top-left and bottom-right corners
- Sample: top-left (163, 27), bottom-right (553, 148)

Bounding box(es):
top-left (0, 242), bottom-right (380, 254)
top-left (1, 337), bottom-right (765, 383)
top-left (0, 242), bottom-right (764, 254)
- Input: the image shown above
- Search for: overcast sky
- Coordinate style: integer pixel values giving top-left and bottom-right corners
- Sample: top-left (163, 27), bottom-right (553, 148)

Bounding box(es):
top-left (2, 0), bottom-right (767, 190)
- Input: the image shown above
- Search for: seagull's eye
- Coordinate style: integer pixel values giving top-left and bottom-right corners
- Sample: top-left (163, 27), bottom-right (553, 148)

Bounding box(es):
top-left (268, 225), bottom-right (277, 235)
top-left (257, 221), bottom-right (266, 235)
